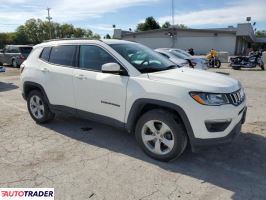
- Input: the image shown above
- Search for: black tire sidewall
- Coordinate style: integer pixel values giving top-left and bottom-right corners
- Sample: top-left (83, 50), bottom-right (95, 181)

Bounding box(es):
top-left (135, 109), bottom-right (187, 162)
top-left (12, 59), bottom-right (18, 68)
top-left (27, 90), bottom-right (54, 124)
top-left (216, 60), bottom-right (221, 68)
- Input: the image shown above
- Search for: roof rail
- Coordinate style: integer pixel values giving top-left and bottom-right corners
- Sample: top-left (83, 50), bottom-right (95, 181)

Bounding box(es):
top-left (43, 38), bottom-right (102, 43)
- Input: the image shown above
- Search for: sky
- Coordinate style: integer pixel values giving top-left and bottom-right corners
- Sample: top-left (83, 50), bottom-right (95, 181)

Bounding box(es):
top-left (0, 0), bottom-right (265, 37)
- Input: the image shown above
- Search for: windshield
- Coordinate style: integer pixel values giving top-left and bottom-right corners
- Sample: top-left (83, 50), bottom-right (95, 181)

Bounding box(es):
top-left (170, 50), bottom-right (189, 60)
top-left (109, 43), bottom-right (177, 73)
top-left (175, 49), bottom-right (191, 57)
top-left (19, 47), bottom-right (32, 54)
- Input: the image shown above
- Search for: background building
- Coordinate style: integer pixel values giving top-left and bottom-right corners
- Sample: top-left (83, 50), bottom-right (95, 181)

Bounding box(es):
top-left (114, 23), bottom-right (265, 55)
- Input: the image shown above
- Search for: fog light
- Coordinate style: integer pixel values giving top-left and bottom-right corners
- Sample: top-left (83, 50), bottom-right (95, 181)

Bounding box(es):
top-left (205, 119), bottom-right (232, 132)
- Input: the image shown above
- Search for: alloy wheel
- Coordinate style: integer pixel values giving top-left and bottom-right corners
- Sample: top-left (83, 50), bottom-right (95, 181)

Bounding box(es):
top-left (29, 95), bottom-right (45, 119)
top-left (141, 120), bottom-right (175, 155)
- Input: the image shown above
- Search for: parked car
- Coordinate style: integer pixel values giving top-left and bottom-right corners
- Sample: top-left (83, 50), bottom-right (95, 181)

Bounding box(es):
top-left (173, 48), bottom-right (209, 66)
top-left (0, 45), bottom-right (33, 67)
top-left (21, 39), bottom-right (246, 161)
top-left (157, 48), bottom-right (209, 70)
top-left (173, 48), bottom-right (193, 57)
top-left (154, 49), bottom-right (190, 67)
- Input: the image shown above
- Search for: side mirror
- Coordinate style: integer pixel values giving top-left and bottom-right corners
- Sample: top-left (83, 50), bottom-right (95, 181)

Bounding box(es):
top-left (101, 63), bottom-right (121, 74)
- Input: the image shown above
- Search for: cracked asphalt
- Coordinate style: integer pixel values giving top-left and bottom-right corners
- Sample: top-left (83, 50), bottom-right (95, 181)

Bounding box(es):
top-left (0, 66), bottom-right (266, 200)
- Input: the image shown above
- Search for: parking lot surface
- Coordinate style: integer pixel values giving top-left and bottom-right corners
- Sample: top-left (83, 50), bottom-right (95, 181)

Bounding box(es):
top-left (0, 66), bottom-right (266, 200)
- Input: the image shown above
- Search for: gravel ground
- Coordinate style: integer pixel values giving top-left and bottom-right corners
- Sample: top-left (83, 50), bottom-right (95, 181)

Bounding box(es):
top-left (0, 65), bottom-right (266, 200)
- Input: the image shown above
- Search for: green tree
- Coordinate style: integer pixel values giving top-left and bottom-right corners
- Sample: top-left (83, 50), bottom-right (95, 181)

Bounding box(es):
top-left (104, 34), bottom-right (111, 39)
top-left (0, 18), bottom-right (101, 46)
top-left (256, 30), bottom-right (266, 38)
top-left (15, 26), bottom-right (30, 44)
top-left (162, 21), bottom-right (171, 29)
top-left (177, 24), bottom-right (188, 29)
top-left (136, 16), bottom-right (161, 32)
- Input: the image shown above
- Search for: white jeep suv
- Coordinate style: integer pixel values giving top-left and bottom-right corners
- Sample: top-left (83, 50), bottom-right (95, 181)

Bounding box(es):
top-left (21, 39), bottom-right (246, 161)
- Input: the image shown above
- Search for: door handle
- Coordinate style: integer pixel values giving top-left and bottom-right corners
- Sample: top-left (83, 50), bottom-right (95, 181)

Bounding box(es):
top-left (75, 74), bottom-right (87, 80)
top-left (40, 68), bottom-right (49, 72)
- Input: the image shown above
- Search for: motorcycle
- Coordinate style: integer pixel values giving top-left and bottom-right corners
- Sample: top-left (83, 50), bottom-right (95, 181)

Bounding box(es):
top-left (208, 56), bottom-right (221, 68)
top-left (230, 51), bottom-right (264, 71)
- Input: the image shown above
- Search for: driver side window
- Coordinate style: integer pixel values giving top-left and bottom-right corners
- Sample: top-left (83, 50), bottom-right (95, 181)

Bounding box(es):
top-left (79, 45), bottom-right (118, 71)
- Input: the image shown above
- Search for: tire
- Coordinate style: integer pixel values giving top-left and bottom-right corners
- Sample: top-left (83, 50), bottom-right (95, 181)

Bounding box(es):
top-left (261, 64), bottom-right (265, 71)
top-left (215, 60), bottom-right (221, 68)
top-left (12, 59), bottom-right (18, 68)
top-left (135, 109), bottom-right (188, 162)
top-left (27, 90), bottom-right (55, 124)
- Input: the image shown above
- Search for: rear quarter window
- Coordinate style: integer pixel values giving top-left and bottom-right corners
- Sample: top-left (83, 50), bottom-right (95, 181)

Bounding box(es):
top-left (40, 47), bottom-right (51, 62)
top-left (19, 47), bottom-right (33, 54)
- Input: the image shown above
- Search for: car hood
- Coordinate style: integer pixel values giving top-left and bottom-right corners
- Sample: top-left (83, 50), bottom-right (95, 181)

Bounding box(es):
top-left (147, 67), bottom-right (240, 93)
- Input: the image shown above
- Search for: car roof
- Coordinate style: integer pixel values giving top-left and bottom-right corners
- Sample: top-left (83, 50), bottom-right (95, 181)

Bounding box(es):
top-left (156, 48), bottom-right (171, 51)
top-left (34, 39), bottom-right (135, 48)
top-left (6, 45), bottom-right (33, 48)
top-left (155, 48), bottom-right (170, 53)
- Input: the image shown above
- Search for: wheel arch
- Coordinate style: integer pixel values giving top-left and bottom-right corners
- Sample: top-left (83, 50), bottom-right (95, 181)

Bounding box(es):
top-left (11, 57), bottom-right (17, 65)
top-left (23, 81), bottom-right (50, 105)
top-left (126, 99), bottom-right (195, 142)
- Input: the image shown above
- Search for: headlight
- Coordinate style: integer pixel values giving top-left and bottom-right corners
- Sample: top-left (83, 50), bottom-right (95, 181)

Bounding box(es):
top-left (190, 92), bottom-right (229, 106)
top-left (239, 87), bottom-right (245, 99)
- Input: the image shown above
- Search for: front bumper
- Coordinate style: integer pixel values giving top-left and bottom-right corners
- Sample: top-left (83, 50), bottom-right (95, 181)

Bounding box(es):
top-left (190, 107), bottom-right (246, 151)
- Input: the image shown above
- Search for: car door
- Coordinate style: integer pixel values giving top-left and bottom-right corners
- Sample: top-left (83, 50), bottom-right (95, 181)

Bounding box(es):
top-left (0, 48), bottom-right (5, 64)
top-left (5, 46), bottom-right (16, 65)
top-left (1, 46), bottom-right (10, 64)
top-left (39, 45), bottom-right (77, 110)
top-left (73, 45), bottom-right (129, 124)
top-left (10, 47), bottom-right (20, 65)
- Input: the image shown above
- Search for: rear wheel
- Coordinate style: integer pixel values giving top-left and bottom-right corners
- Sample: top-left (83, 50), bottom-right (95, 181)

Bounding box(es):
top-left (27, 90), bottom-right (55, 124)
top-left (261, 64), bottom-right (265, 71)
top-left (135, 109), bottom-right (187, 162)
top-left (215, 60), bottom-right (221, 68)
top-left (12, 59), bottom-right (18, 68)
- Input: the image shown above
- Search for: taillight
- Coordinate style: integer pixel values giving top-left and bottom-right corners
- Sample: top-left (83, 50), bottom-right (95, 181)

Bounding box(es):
top-left (20, 64), bottom-right (25, 73)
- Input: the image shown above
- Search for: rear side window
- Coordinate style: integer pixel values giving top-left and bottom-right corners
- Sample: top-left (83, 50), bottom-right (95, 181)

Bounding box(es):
top-left (49, 45), bottom-right (76, 66)
top-left (79, 45), bottom-right (117, 71)
top-left (40, 47), bottom-right (51, 61)
top-left (20, 47), bottom-right (32, 54)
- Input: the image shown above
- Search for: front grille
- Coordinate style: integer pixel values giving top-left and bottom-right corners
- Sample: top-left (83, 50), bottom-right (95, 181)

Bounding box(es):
top-left (227, 89), bottom-right (245, 106)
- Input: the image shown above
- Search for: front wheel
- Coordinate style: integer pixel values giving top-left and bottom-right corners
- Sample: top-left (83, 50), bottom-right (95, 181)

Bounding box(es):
top-left (135, 109), bottom-right (187, 162)
top-left (27, 90), bottom-right (55, 124)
